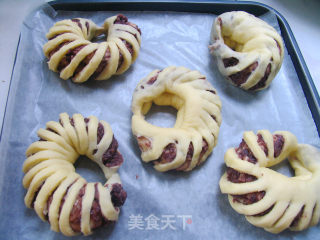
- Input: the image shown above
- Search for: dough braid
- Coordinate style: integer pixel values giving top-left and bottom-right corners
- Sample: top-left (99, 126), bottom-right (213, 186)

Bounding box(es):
top-left (43, 14), bottom-right (141, 83)
top-left (220, 130), bottom-right (320, 233)
top-left (23, 113), bottom-right (126, 236)
top-left (209, 11), bottom-right (284, 91)
top-left (132, 66), bottom-right (222, 172)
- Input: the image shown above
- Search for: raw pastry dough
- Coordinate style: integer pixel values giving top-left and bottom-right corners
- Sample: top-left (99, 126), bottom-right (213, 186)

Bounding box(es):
top-left (22, 113), bottom-right (126, 236)
top-left (209, 11), bottom-right (284, 91)
top-left (220, 130), bottom-right (320, 233)
top-left (43, 14), bottom-right (141, 83)
top-left (131, 66), bottom-right (222, 172)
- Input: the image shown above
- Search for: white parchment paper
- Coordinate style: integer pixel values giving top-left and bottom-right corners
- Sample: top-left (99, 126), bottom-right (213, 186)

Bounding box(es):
top-left (0, 3), bottom-right (319, 240)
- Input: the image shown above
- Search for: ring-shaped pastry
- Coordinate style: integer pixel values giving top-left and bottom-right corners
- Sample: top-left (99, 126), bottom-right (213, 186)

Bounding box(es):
top-left (131, 66), bottom-right (222, 172)
top-left (209, 11), bottom-right (284, 91)
top-left (43, 14), bottom-right (141, 83)
top-left (220, 130), bottom-right (320, 233)
top-left (23, 113), bottom-right (126, 236)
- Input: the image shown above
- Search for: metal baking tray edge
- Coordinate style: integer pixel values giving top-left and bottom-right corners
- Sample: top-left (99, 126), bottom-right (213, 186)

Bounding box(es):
top-left (1, 0), bottom-right (320, 142)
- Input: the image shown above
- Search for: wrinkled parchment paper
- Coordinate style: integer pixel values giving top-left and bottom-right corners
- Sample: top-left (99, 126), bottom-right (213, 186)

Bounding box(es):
top-left (0, 3), bottom-right (319, 240)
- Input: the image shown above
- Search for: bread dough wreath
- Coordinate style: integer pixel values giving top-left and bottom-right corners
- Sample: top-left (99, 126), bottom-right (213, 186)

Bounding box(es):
top-left (131, 66), bottom-right (222, 172)
top-left (22, 113), bottom-right (126, 236)
top-left (220, 130), bottom-right (320, 233)
top-left (43, 14), bottom-right (141, 83)
top-left (209, 11), bottom-right (284, 91)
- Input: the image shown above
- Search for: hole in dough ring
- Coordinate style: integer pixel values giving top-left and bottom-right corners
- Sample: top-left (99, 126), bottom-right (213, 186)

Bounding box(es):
top-left (209, 11), bottom-right (284, 91)
top-left (131, 66), bottom-right (222, 172)
top-left (219, 130), bottom-right (320, 233)
top-left (43, 14), bottom-right (141, 83)
top-left (22, 113), bottom-right (126, 236)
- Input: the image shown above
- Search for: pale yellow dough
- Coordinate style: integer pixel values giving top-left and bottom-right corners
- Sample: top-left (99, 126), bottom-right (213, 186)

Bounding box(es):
top-left (209, 11), bottom-right (284, 91)
top-left (131, 66), bottom-right (222, 172)
top-left (220, 130), bottom-right (320, 233)
top-left (43, 15), bottom-right (141, 83)
top-left (22, 113), bottom-right (124, 236)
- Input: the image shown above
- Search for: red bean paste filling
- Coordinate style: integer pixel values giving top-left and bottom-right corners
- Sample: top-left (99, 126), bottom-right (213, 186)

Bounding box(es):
top-left (290, 205), bottom-right (305, 227)
top-left (89, 183), bottom-right (112, 230)
top-left (77, 122), bottom-right (122, 167)
top-left (122, 40), bottom-right (134, 55)
top-left (223, 57), bottom-right (239, 68)
top-left (68, 117), bottom-right (74, 127)
top-left (248, 63), bottom-right (272, 91)
top-left (114, 14), bottom-right (141, 35)
top-left (69, 184), bottom-right (86, 232)
top-left (197, 138), bottom-right (209, 165)
top-left (252, 204), bottom-right (274, 217)
top-left (218, 17), bottom-right (222, 27)
top-left (49, 118), bottom-right (122, 167)
top-left (147, 71), bottom-right (160, 85)
top-left (154, 139), bottom-right (206, 168)
top-left (90, 48), bottom-right (111, 80)
top-left (72, 50), bottom-right (97, 79)
top-left (71, 19), bottom-right (82, 30)
top-left (205, 90), bottom-right (217, 122)
top-left (102, 137), bottom-right (124, 167)
top-left (211, 115), bottom-right (217, 123)
top-left (229, 61), bottom-right (258, 86)
top-left (48, 41), bottom-right (72, 58)
top-left (227, 167), bottom-right (257, 183)
top-left (44, 186), bottom-right (57, 221)
top-left (137, 136), bottom-right (152, 152)
top-left (57, 45), bottom-right (86, 72)
top-left (84, 117), bottom-right (90, 132)
top-left (116, 52), bottom-right (124, 71)
top-left (96, 123), bottom-right (104, 144)
top-left (229, 134), bottom-right (284, 210)
top-left (43, 179), bottom-right (78, 221)
top-left (257, 133), bottom-right (268, 156)
top-left (31, 182), bottom-right (45, 208)
top-left (273, 134), bottom-right (284, 158)
top-left (155, 143), bottom-right (177, 165)
top-left (114, 14), bottom-right (141, 71)
top-left (232, 191), bottom-right (266, 205)
top-left (206, 89), bottom-right (216, 95)
top-left (116, 39), bottom-right (134, 72)
top-left (45, 179), bottom-right (78, 221)
top-left (230, 139), bottom-right (261, 205)
top-left (41, 127), bottom-right (62, 141)
top-left (47, 128), bottom-right (59, 135)
top-left (49, 33), bottom-right (66, 40)
top-left (176, 142), bottom-right (194, 171)
top-left (85, 21), bottom-right (90, 32)
top-left (235, 139), bottom-right (257, 164)
top-left (48, 30), bottom-right (98, 74)
top-left (110, 183), bottom-right (127, 207)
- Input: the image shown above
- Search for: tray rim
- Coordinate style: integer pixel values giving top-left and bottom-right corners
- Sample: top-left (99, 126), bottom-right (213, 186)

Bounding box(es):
top-left (1, 0), bottom-right (320, 141)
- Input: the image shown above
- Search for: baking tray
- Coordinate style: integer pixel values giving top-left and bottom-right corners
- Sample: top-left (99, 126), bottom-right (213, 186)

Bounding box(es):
top-left (0, 1), bottom-right (320, 240)
top-left (45, 0), bottom-right (320, 133)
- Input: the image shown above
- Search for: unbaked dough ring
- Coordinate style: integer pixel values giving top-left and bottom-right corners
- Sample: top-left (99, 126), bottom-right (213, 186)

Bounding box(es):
top-left (43, 14), bottom-right (141, 83)
top-left (22, 113), bottom-right (126, 236)
top-left (209, 11), bottom-right (284, 91)
top-left (131, 66), bottom-right (222, 172)
top-left (220, 130), bottom-right (320, 233)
